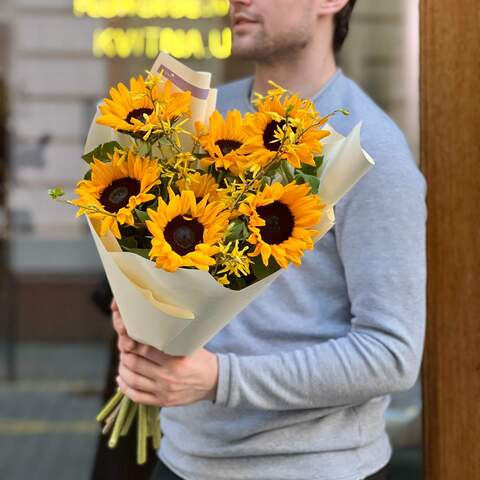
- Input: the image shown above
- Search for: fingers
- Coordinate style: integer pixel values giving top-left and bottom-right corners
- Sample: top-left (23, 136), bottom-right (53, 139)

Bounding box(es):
top-left (120, 352), bottom-right (159, 380)
top-left (116, 377), bottom-right (158, 406)
top-left (110, 298), bottom-right (119, 312)
top-left (133, 344), bottom-right (181, 367)
top-left (117, 334), bottom-right (137, 353)
top-left (112, 306), bottom-right (136, 353)
top-left (118, 361), bottom-right (156, 392)
top-left (112, 310), bottom-right (126, 336)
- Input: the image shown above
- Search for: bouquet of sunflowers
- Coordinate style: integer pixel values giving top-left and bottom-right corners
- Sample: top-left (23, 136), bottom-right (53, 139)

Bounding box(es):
top-left (50, 53), bottom-right (373, 463)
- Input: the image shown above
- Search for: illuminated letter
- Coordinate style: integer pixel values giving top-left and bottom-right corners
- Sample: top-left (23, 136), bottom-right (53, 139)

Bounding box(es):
top-left (145, 27), bottom-right (160, 59)
top-left (113, 28), bottom-right (143, 59)
top-left (209, 28), bottom-right (232, 59)
top-left (73, 0), bottom-right (88, 17)
top-left (185, 29), bottom-right (206, 59)
top-left (93, 28), bottom-right (117, 58)
top-left (159, 28), bottom-right (189, 58)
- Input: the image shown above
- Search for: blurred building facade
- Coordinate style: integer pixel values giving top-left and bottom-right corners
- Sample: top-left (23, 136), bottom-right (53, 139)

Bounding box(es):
top-left (0, 0), bottom-right (420, 339)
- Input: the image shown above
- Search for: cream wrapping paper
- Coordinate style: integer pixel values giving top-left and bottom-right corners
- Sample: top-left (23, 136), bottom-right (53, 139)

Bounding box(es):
top-left (89, 217), bottom-right (281, 356)
top-left (319, 122), bottom-right (375, 206)
top-left (84, 53), bottom-right (374, 356)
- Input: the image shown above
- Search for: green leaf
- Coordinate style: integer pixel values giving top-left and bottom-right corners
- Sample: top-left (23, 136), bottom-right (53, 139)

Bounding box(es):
top-left (120, 237), bottom-right (138, 249)
top-left (297, 156), bottom-right (324, 177)
top-left (226, 219), bottom-right (249, 242)
top-left (82, 141), bottom-right (122, 164)
top-left (314, 155), bottom-right (324, 169)
top-left (294, 172), bottom-right (320, 194)
top-left (137, 141), bottom-right (151, 157)
top-left (121, 246), bottom-right (150, 259)
top-left (83, 170), bottom-right (92, 181)
top-left (48, 187), bottom-right (65, 200)
top-left (252, 256), bottom-right (281, 281)
top-left (135, 209), bottom-right (149, 222)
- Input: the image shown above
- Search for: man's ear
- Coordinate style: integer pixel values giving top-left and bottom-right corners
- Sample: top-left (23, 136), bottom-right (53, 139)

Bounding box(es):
top-left (315, 0), bottom-right (350, 16)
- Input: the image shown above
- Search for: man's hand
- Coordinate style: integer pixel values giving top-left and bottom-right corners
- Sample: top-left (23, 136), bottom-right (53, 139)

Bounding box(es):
top-left (111, 299), bottom-right (219, 407)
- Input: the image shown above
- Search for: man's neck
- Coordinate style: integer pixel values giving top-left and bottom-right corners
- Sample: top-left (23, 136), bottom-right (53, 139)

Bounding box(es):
top-left (251, 33), bottom-right (338, 100)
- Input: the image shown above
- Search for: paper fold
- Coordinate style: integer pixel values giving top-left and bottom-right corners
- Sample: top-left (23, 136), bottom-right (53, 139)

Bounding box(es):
top-left (319, 122), bottom-right (375, 206)
top-left (88, 217), bottom-right (279, 356)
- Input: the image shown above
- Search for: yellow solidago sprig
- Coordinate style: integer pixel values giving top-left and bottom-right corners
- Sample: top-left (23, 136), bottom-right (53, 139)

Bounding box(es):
top-left (73, 148), bottom-right (161, 238)
top-left (159, 152), bottom-right (198, 190)
top-left (239, 182), bottom-right (325, 268)
top-left (139, 79), bottom-right (192, 145)
top-left (146, 189), bottom-right (229, 272)
top-left (214, 240), bottom-right (253, 287)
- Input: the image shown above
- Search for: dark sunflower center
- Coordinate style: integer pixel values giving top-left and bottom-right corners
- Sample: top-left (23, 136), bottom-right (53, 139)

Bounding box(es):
top-left (125, 107), bottom-right (153, 125)
top-left (215, 139), bottom-right (243, 155)
top-left (100, 178), bottom-right (141, 213)
top-left (263, 120), bottom-right (286, 152)
top-left (256, 201), bottom-right (294, 245)
top-left (164, 215), bottom-right (204, 256)
top-left (263, 120), bottom-right (298, 152)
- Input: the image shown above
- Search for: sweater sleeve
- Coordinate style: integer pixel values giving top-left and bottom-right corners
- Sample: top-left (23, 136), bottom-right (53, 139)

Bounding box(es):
top-left (214, 140), bottom-right (427, 410)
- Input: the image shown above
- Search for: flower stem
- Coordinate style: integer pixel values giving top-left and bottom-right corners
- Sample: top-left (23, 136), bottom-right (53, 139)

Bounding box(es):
top-left (108, 396), bottom-right (131, 448)
top-left (120, 402), bottom-right (138, 437)
top-left (281, 161), bottom-right (294, 183)
top-left (137, 404), bottom-right (148, 464)
top-left (96, 389), bottom-right (123, 422)
top-left (102, 402), bottom-right (122, 435)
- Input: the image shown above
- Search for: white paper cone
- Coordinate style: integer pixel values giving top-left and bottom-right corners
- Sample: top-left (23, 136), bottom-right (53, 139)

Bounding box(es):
top-left (318, 122), bottom-right (375, 206)
top-left (88, 217), bottom-right (280, 356)
top-left (315, 206), bottom-right (336, 240)
top-left (89, 218), bottom-right (195, 351)
top-left (150, 53), bottom-right (217, 149)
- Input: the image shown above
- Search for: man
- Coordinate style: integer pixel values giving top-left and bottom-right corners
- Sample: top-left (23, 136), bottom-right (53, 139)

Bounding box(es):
top-left (113, 1), bottom-right (427, 479)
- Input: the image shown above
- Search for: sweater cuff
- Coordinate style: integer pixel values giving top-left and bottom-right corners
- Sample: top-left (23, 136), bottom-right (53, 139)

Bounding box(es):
top-left (213, 353), bottom-right (232, 406)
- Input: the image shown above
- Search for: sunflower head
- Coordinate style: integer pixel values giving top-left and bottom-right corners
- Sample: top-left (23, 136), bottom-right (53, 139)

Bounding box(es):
top-left (97, 76), bottom-right (154, 135)
top-left (146, 189), bottom-right (229, 272)
top-left (96, 74), bottom-right (192, 139)
top-left (195, 110), bottom-right (250, 175)
top-left (241, 87), bottom-right (331, 171)
top-left (239, 182), bottom-right (325, 268)
top-left (74, 149), bottom-right (161, 238)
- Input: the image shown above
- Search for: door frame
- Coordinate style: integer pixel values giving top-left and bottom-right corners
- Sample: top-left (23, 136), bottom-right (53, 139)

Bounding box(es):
top-left (420, 1), bottom-right (480, 478)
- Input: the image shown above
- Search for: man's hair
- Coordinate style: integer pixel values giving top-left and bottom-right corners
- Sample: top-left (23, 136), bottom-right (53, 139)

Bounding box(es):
top-left (333, 0), bottom-right (357, 53)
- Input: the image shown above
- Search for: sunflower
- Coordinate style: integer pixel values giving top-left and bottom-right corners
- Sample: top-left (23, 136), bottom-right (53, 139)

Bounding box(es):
top-left (74, 149), bottom-right (161, 238)
top-left (195, 110), bottom-right (250, 175)
top-left (97, 76), bottom-right (154, 134)
top-left (239, 182), bottom-right (325, 268)
top-left (177, 172), bottom-right (219, 202)
top-left (97, 75), bottom-right (191, 136)
top-left (240, 93), bottom-right (331, 171)
top-left (146, 190), bottom-right (229, 272)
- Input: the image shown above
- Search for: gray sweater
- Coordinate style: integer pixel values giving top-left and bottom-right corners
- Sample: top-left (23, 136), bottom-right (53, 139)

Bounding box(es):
top-left (159, 70), bottom-right (427, 480)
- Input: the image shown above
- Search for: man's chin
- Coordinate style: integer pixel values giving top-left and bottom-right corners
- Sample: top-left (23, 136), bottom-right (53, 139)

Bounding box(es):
top-left (232, 44), bottom-right (263, 61)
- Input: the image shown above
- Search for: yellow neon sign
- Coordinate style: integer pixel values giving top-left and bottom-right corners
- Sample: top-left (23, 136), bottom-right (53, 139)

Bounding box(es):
top-left (74, 0), bottom-right (229, 19)
top-left (92, 27), bottom-right (232, 59)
